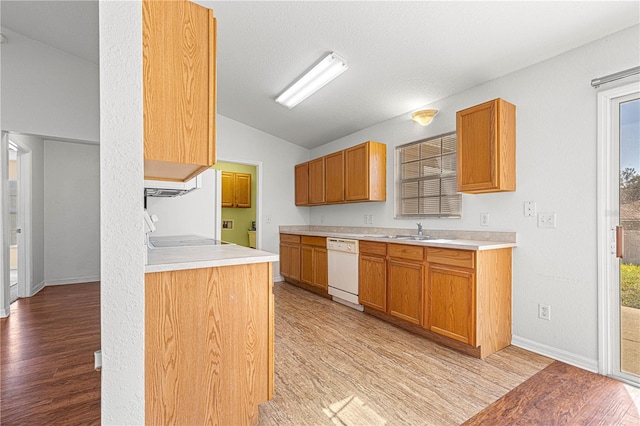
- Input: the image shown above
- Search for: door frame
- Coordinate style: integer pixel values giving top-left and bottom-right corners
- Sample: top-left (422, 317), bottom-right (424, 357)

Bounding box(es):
top-left (596, 81), bottom-right (640, 385)
top-left (217, 158), bottom-right (262, 249)
top-left (13, 137), bottom-right (33, 299)
top-left (1, 132), bottom-right (9, 317)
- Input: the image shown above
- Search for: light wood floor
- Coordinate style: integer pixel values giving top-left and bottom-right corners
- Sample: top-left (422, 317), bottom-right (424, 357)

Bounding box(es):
top-left (2, 281), bottom-right (638, 425)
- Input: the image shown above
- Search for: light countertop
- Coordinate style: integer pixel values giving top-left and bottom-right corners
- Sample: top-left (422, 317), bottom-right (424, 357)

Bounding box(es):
top-left (146, 243), bottom-right (279, 273)
top-left (280, 226), bottom-right (517, 251)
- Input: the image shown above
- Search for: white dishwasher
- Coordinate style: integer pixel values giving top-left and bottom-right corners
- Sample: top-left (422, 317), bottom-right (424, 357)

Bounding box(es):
top-left (327, 238), bottom-right (364, 311)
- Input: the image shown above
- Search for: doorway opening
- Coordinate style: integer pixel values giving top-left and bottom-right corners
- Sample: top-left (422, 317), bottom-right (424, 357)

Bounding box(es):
top-left (212, 160), bottom-right (261, 249)
top-left (8, 142), bottom-right (18, 303)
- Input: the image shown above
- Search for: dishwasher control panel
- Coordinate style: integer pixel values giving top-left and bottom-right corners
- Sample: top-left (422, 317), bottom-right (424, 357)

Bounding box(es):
top-left (326, 238), bottom-right (359, 253)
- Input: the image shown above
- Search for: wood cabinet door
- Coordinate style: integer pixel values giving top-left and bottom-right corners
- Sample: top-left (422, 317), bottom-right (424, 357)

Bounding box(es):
top-left (221, 171), bottom-right (234, 207)
top-left (359, 255), bottom-right (387, 311)
top-left (308, 157), bottom-right (326, 205)
top-left (279, 244), bottom-right (290, 277)
top-left (235, 173), bottom-right (251, 208)
top-left (313, 248), bottom-right (328, 290)
top-left (325, 151), bottom-right (345, 203)
top-left (456, 98), bottom-right (515, 193)
top-left (345, 143), bottom-right (370, 201)
top-left (300, 246), bottom-right (314, 285)
top-left (295, 163), bottom-right (309, 206)
top-left (428, 264), bottom-right (476, 345)
top-left (143, 0), bottom-right (215, 181)
top-left (388, 259), bottom-right (423, 325)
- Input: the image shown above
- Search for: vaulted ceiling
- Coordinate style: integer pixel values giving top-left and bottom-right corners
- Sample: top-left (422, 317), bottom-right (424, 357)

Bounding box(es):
top-left (2, 1), bottom-right (639, 148)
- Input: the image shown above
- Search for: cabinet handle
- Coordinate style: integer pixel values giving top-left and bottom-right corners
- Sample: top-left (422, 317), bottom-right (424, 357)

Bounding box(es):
top-left (616, 226), bottom-right (624, 259)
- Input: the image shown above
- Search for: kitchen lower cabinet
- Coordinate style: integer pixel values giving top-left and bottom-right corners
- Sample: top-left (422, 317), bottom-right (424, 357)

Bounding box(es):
top-left (279, 234), bottom-right (301, 282)
top-left (427, 263), bottom-right (475, 345)
top-left (425, 247), bottom-right (512, 358)
top-left (301, 236), bottom-right (328, 290)
top-left (387, 244), bottom-right (424, 325)
top-left (145, 262), bottom-right (274, 425)
top-left (359, 241), bottom-right (387, 311)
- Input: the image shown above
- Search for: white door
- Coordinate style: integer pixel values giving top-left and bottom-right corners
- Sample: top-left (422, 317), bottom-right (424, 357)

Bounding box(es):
top-left (598, 82), bottom-right (640, 386)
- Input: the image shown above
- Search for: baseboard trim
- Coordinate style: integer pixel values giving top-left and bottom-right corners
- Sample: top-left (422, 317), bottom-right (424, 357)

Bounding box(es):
top-left (511, 335), bottom-right (598, 373)
top-left (45, 276), bottom-right (101, 287)
top-left (31, 280), bottom-right (46, 296)
top-left (274, 274), bottom-right (284, 282)
top-left (0, 306), bottom-right (9, 318)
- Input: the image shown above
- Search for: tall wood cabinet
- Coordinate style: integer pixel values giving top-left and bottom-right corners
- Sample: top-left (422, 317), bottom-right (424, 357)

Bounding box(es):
top-left (456, 98), bottom-right (516, 193)
top-left (143, 0), bottom-right (217, 182)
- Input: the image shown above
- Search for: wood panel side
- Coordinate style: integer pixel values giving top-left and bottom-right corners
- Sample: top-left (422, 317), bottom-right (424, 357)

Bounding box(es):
top-left (295, 163), bottom-right (309, 206)
top-left (208, 12), bottom-right (217, 166)
top-left (476, 248), bottom-right (512, 358)
top-left (498, 99), bottom-right (516, 191)
top-left (368, 141), bottom-right (387, 201)
top-left (145, 263), bottom-right (271, 425)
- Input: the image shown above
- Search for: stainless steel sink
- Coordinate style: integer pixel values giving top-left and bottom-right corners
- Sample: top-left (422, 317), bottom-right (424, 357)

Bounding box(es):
top-left (370, 235), bottom-right (454, 242)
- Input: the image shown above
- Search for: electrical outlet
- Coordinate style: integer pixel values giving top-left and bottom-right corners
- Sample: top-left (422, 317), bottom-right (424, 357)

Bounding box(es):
top-left (538, 303), bottom-right (551, 320)
top-left (364, 215), bottom-right (368, 224)
top-left (368, 215), bottom-right (374, 224)
top-left (320, 215), bottom-right (325, 223)
top-left (480, 213), bottom-right (489, 226)
top-left (266, 216), bottom-right (271, 224)
top-left (524, 201), bottom-right (537, 217)
top-left (538, 212), bottom-right (557, 228)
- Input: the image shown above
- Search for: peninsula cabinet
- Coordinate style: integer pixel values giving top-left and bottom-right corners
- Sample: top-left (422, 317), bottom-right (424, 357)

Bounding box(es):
top-left (145, 262), bottom-right (274, 425)
top-left (279, 234), bottom-right (301, 282)
top-left (295, 163), bottom-right (309, 206)
top-left (300, 236), bottom-right (328, 290)
top-left (359, 241), bottom-right (387, 311)
top-left (143, 0), bottom-right (217, 182)
top-left (456, 98), bottom-right (516, 193)
top-left (345, 141), bottom-right (387, 202)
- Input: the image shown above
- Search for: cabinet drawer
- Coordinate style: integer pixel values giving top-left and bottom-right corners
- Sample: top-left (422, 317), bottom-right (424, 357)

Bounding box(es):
top-left (427, 248), bottom-right (475, 269)
top-left (280, 234), bottom-right (301, 244)
top-left (359, 241), bottom-right (387, 256)
top-left (301, 235), bottom-right (327, 248)
top-left (388, 244), bottom-right (424, 262)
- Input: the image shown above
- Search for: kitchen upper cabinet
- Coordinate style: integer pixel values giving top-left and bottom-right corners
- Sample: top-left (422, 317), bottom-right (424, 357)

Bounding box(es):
top-left (295, 163), bottom-right (309, 206)
top-left (456, 98), bottom-right (516, 193)
top-left (358, 241), bottom-right (387, 311)
top-left (325, 151), bottom-right (345, 203)
top-left (280, 234), bottom-right (301, 282)
top-left (221, 172), bottom-right (251, 208)
top-left (345, 141), bottom-right (387, 202)
top-left (143, 0), bottom-right (217, 182)
top-left (293, 141), bottom-right (386, 206)
top-left (301, 236), bottom-right (328, 290)
top-left (308, 158), bottom-right (326, 205)
top-left (387, 244), bottom-right (424, 325)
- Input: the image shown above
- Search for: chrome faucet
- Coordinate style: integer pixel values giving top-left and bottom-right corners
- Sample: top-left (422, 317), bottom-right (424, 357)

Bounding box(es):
top-left (416, 222), bottom-right (423, 236)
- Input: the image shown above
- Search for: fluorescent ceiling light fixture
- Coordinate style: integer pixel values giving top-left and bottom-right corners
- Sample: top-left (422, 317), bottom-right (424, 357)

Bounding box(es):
top-left (275, 52), bottom-right (348, 109)
top-left (411, 109), bottom-right (439, 126)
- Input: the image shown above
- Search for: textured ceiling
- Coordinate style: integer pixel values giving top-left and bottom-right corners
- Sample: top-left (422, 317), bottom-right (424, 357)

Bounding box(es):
top-left (2, 1), bottom-right (639, 149)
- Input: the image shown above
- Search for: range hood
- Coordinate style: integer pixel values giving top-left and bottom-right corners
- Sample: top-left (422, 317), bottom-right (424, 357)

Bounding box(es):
top-left (144, 175), bottom-right (202, 197)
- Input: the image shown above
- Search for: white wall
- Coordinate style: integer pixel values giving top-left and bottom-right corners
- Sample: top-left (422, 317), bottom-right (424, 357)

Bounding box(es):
top-left (146, 168), bottom-right (217, 238)
top-left (44, 140), bottom-right (100, 285)
top-left (309, 25), bottom-right (640, 371)
top-left (0, 28), bottom-right (99, 143)
top-left (99, 1), bottom-right (145, 424)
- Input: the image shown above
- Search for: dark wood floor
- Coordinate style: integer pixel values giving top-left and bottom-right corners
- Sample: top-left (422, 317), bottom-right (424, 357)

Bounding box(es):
top-left (1, 281), bottom-right (638, 425)
top-left (1, 283), bottom-right (101, 425)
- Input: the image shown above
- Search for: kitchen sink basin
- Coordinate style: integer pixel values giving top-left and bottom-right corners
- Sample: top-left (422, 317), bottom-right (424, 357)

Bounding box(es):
top-left (370, 235), bottom-right (454, 242)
